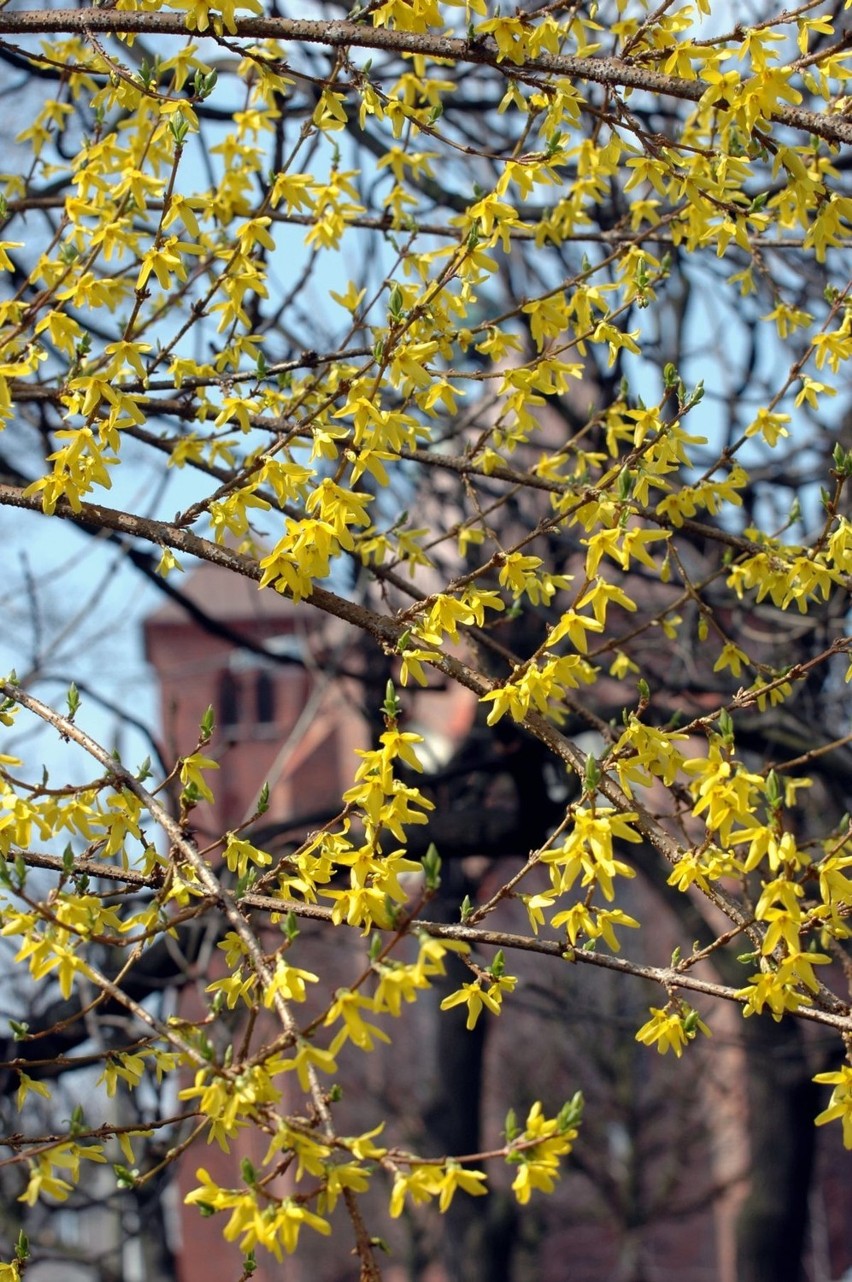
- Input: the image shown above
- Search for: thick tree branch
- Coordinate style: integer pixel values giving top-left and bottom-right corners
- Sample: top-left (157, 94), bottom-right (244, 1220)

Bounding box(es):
top-left (4, 847), bottom-right (851, 1041)
top-left (0, 10), bottom-right (850, 145)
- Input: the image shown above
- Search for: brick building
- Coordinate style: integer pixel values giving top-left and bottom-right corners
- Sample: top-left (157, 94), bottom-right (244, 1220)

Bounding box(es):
top-left (143, 564), bottom-right (478, 1282)
top-left (143, 566), bottom-right (852, 1282)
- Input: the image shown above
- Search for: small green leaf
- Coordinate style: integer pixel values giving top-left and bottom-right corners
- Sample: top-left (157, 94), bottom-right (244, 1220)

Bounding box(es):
top-left (584, 755), bottom-right (601, 793)
top-left (381, 680), bottom-right (401, 721)
top-left (765, 769), bottom-right (782, 809)
top-left (281, 911), bottom-right (299, 942)
top-left (66, 682), bottom-right (81, 718)
top-left (200, 705), bottom-right (215, 742)
top-left (557, 1091), bottom-right (584, 1130)
top-left (169, 112), bottom-right (189, 145)
top-left (114, 1164), bottom-right (139, 1189)
top-left (421, 842), bottom-right (441, 891)
top-left (388, 283), bottom-right (404, 319)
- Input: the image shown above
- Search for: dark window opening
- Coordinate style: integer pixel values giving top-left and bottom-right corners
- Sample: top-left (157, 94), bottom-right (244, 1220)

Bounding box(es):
top-left (256, 671), bottom-right (276, 724)
top-left (218, 671), bottom-right (240, 727)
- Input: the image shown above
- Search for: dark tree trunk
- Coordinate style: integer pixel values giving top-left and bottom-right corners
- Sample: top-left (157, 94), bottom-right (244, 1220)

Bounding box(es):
top-left (422, 859), bottom-right (493, 1282)
top-left (735, 1016), bottom-right (820, 1282)
top-left (415, 725), bottom-right (569, 1282)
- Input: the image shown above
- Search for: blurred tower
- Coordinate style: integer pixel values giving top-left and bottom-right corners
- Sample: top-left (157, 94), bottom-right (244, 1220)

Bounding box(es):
top-left (143, 562), bottom-right (361, 839)
top-left (144, 566), bottom-right (367, 1282)
top-left (142, 563), bottom-right (477, 1282)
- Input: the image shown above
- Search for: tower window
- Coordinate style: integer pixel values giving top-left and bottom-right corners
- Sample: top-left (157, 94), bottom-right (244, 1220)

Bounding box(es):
top-left (256, 670), bottom-right (276, 724)
top-left (218, 671), bottom-right (240, 727)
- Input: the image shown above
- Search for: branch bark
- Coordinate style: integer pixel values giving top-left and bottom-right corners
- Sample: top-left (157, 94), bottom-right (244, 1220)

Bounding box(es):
top-left (0, 9), bottom-right (850, 145)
